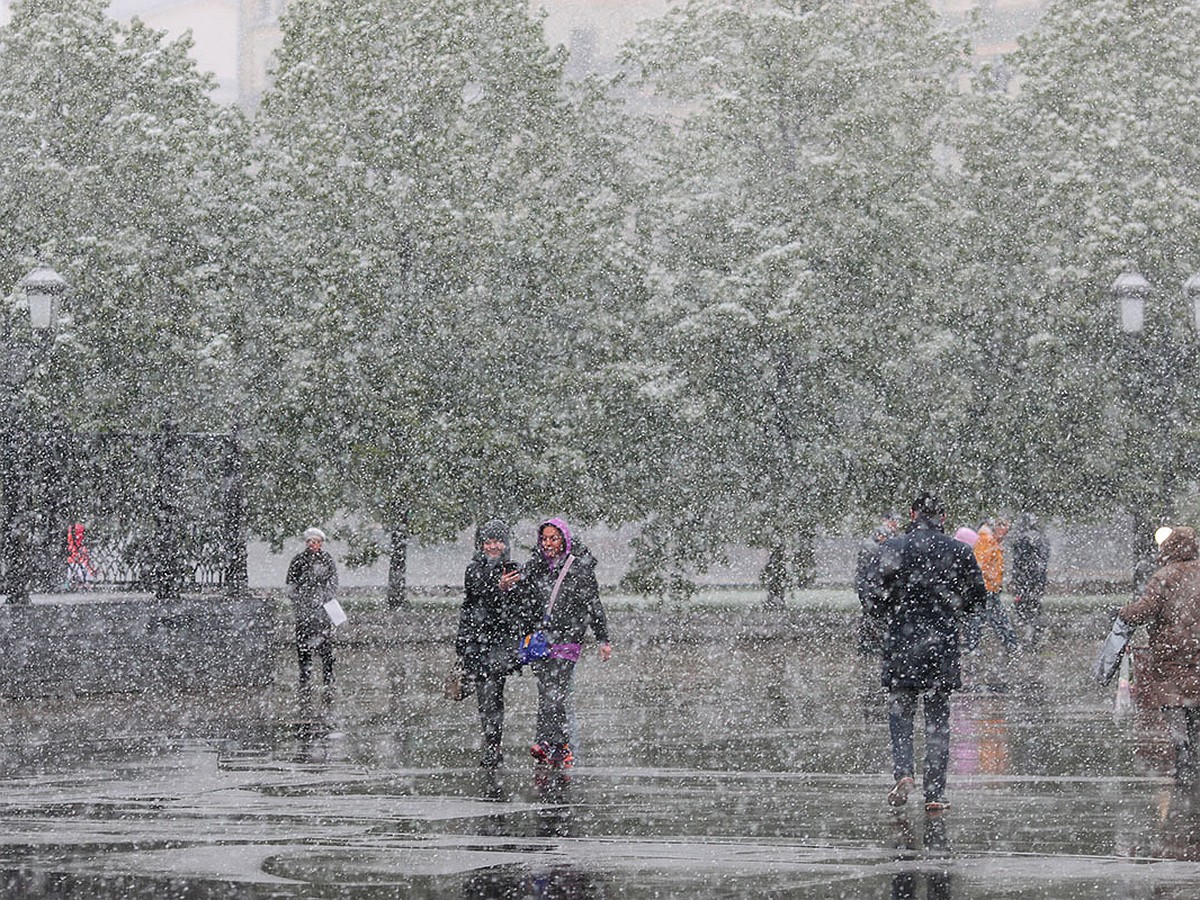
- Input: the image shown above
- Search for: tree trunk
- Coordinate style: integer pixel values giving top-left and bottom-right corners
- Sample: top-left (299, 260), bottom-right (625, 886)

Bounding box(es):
top-left (222, 429), bottom-right (249, 598)
top-left (762, 543), bottom-right (788, 610)
top-left (387, 517), bottom-right (409, 610)
top-left (792, 525), bottom-right (817, 589)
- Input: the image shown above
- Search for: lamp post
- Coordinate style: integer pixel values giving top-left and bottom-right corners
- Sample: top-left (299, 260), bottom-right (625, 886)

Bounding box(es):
top-left (3, 264), bottom-right (66, 605)
top-left (18, 266), bottom-right (67, 333)
top-left (1111, 269), bottom-right (1200, 583)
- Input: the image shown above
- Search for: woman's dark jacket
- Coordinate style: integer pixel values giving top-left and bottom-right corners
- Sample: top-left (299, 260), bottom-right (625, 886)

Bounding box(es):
top-left (1009, 527), bottom-right (1050, 599)
top-left (286, 548), bottom-right (338, 645)
top-left (521, 541), bottom-right (609, 646)
top-left (456, 555), bottom-right (540, 678)
top-left (867, 518), bottom-right (987, 691)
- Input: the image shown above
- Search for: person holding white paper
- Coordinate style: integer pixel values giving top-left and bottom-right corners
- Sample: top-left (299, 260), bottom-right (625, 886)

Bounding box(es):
top-left (286, 526), bottom-right (340, 693)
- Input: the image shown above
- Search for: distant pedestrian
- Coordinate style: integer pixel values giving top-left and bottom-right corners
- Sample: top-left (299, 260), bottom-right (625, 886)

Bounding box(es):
top-left (455, 519), bottom-right (539, 771)
top-left (856, 511), bottom-right (900, 654)
top-left (963, 520), bottom-right (1020, 655)
top-left (1116, 526), bottom-right (1200, 786)
top-left (1009, 514), bottom-right (1051, 643)
top-left (286, 527), bottom-right (339, 693)
top-left (65, 522), bottom-right (95, 590)
top-left (866, 492), bottom-right (988, 811)
top-left (521, 518), bottom-right (612, 771)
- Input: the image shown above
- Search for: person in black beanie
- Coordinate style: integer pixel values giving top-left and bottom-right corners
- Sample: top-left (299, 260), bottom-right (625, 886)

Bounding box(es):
top-left (455, 519), bottom-right (539, 770)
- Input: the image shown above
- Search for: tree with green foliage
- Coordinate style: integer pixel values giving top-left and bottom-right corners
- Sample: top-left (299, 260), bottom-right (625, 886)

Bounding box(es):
top-left (617, 0), bottom-right (968, 603)
top-left (251, 0), bottom-right (638, 602)
top-left (0, 0), bottom-right (252, 431)
top-left (954, 0), bottom-right (1200, 564)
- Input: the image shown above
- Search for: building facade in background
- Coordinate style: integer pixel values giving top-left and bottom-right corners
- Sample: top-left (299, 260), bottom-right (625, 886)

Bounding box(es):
top-left (0, 0), bottom-right (1047, 108)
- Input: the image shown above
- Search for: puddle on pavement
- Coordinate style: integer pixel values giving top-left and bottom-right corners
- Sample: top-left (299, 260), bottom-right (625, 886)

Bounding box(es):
top-left (2, 615), bottom-right (1200, 897)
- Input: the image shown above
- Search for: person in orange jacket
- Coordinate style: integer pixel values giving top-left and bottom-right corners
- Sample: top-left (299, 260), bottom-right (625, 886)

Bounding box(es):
top-left (963, 520), bottom-right (1020, 654)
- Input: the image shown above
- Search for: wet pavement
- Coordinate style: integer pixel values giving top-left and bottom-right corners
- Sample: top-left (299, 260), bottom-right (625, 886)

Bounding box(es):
top-left (2, 600), bottom-right (1200, 898)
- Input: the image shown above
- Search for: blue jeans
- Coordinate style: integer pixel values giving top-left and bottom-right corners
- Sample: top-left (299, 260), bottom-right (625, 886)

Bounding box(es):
top-left (889, 687), bottom-right (951, 802)
top-left (963, 592), bottom-right (1019, 652)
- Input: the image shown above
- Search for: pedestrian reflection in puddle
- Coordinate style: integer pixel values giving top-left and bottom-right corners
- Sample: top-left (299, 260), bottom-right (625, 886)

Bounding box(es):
top-left (463, 863), bottom-right (600, 899)
top-left (890, 812), bottom-right (952, 900)
top-left (1157, 786), bottom-right (1200, 860)
top-left (481, 766), bottom-right (509, 802)
top-left (535, 770), bottom-right (574, 837)
top-left (292, 717), bottom-right (333, 763)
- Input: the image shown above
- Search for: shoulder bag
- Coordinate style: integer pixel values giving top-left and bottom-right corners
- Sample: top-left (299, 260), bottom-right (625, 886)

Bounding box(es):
top-left (518, 554), bottom-right (574, 666)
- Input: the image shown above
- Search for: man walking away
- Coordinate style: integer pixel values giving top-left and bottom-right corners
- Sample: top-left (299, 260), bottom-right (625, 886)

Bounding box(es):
top-left (867, 492), bottom-right (988, 812)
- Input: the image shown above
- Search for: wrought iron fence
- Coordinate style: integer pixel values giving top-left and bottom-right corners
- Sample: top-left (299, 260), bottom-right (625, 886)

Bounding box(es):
top-left (0, 425), bottom-right (247, 600)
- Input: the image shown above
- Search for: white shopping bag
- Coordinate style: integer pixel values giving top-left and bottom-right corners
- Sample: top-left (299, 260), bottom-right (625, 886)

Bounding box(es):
top-left (323, 598), bottom-right (347, 626)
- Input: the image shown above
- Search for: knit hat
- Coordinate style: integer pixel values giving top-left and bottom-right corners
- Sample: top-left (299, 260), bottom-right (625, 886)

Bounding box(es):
top-left (477, 519), bottom-right (511, 547)
top-left (954, 527), bottom-right (979, 547)
top-left (303, 527), bottom-right (326, 542)
top-left (911, 491), bottom-right (944, 518)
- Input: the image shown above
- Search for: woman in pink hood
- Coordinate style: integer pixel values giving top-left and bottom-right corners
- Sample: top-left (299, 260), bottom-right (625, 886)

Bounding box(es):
top-left (520, 517), bottom-right (612, 770)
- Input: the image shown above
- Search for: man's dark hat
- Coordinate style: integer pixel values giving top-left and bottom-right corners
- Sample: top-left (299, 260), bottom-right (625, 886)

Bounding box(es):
top-left (911, 491), bottom-right (945, 518)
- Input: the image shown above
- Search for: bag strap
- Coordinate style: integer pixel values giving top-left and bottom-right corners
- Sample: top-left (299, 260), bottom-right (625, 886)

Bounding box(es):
top-left (544, 554), bottom-right (575, 623)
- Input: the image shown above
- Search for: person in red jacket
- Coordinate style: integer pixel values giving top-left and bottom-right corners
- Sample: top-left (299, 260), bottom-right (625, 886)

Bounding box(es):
top-left (66, 522), bottom-right (95, 590)
top-left (1118, 526), bottom-right (1200, 785)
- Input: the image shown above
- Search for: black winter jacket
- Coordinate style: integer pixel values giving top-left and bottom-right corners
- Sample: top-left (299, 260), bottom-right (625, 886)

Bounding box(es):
top-left (868, 519), bottom-right (987, 691)
top-left (521, 542), bottom-right (609, 646)
top-left (286, 548), bottom-right (339, 643)
top-left (1009, 528), bottom-right (1050, 599)
top-left (455, 555), bottom-right (540, 677)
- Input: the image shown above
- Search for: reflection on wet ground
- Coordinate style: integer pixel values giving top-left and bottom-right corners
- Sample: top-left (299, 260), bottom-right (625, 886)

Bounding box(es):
top-left (2, 606), bottom-right (1200, 897)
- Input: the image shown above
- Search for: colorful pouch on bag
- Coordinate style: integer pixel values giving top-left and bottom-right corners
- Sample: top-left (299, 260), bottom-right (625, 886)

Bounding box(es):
top-left (517, 554), bottom-right (577, 667)
top-left (518, 630), bottom-right (551, 666)
top-left (549, 642), bottom-right (582, 662)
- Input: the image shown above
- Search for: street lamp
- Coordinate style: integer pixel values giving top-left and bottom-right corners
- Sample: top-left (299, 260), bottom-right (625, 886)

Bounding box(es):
top-left (1184, 273), bottom-right (1200, 336)
top-left (3, 265), bottom-right (66, 605)
top-left (16, 265), bottom-right (67, 334)
top-left (1111, 269), bottom-right (1200, 584)
top-left (1112, 271), bottom-right (1151, 335)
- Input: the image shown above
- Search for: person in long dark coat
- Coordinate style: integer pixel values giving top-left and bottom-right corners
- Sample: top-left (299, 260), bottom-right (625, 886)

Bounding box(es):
top-left (867, 492), bottom-right (988, 811)
top-left (1009, 513), bottom-right (1051, 643)
top-left (455, 519), bottom-right (538, 770)
top-left (286, 527), bottom-right (339, 691)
